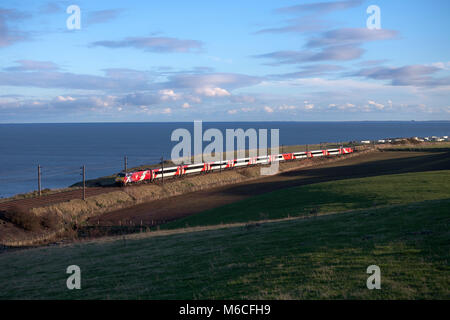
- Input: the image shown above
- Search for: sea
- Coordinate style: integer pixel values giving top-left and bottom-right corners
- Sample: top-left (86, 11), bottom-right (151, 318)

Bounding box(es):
top-left (0, 121), bottom-right (449, 198)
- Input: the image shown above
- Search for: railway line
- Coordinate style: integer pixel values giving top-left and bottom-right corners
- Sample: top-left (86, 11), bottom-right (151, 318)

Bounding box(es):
top-left (0, 147), bottom-right (353, 212)
top-left (0, 187), bottom-right (118, 212)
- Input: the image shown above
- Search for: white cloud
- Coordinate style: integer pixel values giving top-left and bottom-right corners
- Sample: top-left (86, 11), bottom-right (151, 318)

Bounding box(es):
top-left (264, 106), bottom-right (274, 113)
top-left (279, 105), bottom-right (297, 110)
top-left (159, 89), bottom-right (181, 101)
top-left (182, 102), bottom-right (191, 109)
top-left (430, 62), bottom-right (450, 70)
top-left (195, 87), bottom-right (231, 97)
top-left (56, 95), bottom-right (76, 102)
top-left (368, 100), bottom-right (385, 110)
top-left (261, 77), bottom-right (388, 91)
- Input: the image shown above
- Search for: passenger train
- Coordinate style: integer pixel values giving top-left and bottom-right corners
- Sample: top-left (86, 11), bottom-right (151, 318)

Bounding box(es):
top-left (115, 147), bottom-right (354, 185)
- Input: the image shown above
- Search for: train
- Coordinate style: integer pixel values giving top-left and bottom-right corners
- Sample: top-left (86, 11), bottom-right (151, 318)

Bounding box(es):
top-left (115, 147), bottom-right (354, 185)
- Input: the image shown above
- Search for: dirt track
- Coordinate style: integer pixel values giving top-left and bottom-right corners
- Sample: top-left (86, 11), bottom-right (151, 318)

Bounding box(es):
top-left (90, 150), bottom-right (450, 226)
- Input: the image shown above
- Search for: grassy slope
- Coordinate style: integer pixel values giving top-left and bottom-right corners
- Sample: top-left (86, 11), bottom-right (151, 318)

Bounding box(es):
top-left (162, 170), bottom-right (450, 229)
top-left (0, 199), bottom-right (448, 299)
top-left (0, 171), bottom-right (449, 299)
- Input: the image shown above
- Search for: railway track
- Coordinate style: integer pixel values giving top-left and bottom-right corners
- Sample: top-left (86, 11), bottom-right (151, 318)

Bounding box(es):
top-left (0, 187), bottom-right (119, 211)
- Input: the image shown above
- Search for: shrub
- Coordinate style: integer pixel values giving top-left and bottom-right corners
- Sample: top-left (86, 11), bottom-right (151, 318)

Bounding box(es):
top-left (4, 206), bottom-right (42, 231)
top-left (407, 138), bottom-right (422, 145)
top-left (40, 212), bottom-right (63, 230)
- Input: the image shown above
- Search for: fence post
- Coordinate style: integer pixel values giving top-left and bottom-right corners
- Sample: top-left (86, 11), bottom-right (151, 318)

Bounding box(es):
top-left (124, 156), bottom-right (128, 174)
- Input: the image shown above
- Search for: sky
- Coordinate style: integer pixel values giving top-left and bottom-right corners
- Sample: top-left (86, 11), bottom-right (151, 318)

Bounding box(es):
top-left (0, 0), bottom-right (449, 123)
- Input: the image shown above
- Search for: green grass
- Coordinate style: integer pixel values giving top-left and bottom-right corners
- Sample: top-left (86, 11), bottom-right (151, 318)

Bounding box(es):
top-left (0, 170), bottom-right (448, 299)
top-left (162, 170), bottom-right (450, 229)
top-left (0, 199), bottom-right (448, 299)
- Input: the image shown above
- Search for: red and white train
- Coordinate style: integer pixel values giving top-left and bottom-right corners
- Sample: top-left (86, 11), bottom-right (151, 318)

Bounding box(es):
top-left (115, 147), bottom-right (354, 185)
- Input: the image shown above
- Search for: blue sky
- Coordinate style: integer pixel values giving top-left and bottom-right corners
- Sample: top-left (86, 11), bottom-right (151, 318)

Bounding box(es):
top-left (0, 0), bottom-right (449, 122)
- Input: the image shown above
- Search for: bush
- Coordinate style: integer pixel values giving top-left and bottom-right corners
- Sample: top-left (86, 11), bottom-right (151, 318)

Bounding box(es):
top-left (407, 138), bottom-right (422, 145)
top-left (4, 206), bottom-right (42, 231)
top-left (40, 212), bottom-right (63, 230)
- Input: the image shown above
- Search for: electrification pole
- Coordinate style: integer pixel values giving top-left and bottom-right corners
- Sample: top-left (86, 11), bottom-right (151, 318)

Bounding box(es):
top-left (81, 165), bottom-right (86, 200)
top-left (161, 156), bottom-right (164, 185)
top-left (38, 165), bottom-right (41, 197)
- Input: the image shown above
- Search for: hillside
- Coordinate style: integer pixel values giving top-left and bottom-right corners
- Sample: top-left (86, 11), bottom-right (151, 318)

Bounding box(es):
top-left (0, 170), bottom-right (448, 299)
top-left (162, 170), bottom-right (450, 229)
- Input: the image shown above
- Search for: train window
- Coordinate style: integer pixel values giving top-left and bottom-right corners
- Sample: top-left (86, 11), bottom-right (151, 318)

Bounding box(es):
top-left (187, 164), bottom-right (206, 169)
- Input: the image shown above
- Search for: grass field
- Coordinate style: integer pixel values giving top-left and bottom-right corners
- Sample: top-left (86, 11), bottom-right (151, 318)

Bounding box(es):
top-left (162, 170), bottom-right (450, 229)
top-left (0, 170), bottom-right (449, 299)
